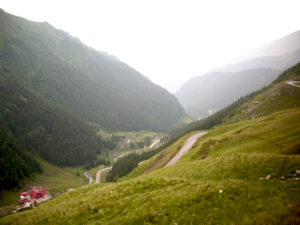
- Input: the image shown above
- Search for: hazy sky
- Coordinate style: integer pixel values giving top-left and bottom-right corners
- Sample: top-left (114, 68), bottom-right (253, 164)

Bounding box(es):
top-left (2, 0), bottom-right (300, 92)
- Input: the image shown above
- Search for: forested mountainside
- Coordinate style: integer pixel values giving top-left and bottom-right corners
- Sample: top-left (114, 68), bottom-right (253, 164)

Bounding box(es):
top-left (0, 67), bottom-right (101, 189)
top-left (208, 47), bottom-right (300, 73)
top-left (0, 9), bottom-right (186, 132)
top-left (175, 68), bottom-right (280, 118)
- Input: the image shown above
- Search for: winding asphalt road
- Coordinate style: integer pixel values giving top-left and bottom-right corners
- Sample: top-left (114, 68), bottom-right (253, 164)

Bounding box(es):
top-left (95, 167), bottom-right (112, 184)
top-left (149, 139), bottom-right (160, 148)
top-left (286, 81), bottom-right (300, 88)
top-left (162, 81), bottom-right (297, 168)
top-left (114, 151), bottom-right (133, 163)
top-left (164, 132), bottom-right (207, 167)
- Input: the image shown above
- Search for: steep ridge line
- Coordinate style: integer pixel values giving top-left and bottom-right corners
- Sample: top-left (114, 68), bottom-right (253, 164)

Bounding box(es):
top-left (164, 132), bottom-right (207, 167)
top-left (95, 167), bottom-right (112, 184)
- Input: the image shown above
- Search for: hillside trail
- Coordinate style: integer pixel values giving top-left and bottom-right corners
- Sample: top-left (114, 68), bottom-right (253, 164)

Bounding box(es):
top-left (164, 132), bottom-right (207, 167)
top-left (95, 167), bottom-right (112, 184)
top-left (286, 81), bottom-right (300, 88)
top-left (149, 139), bottom-right (160, 148)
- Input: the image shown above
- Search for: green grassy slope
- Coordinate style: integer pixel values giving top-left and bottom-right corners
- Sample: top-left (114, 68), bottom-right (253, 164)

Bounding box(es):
top-left (1, 108), bottom-right (299, 224)
top-left (121, 108), bottom-right (300, 182)
top-left (3, 177), bottom-right (300, 224)
top-left (118, 131), bottom-right (202, 181)
top-left (143, 108), bottom-right (300, 180)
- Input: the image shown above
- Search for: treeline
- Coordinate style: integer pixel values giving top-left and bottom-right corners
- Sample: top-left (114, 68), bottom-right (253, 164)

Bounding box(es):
top-left (108, 87), bottom-right (268, 181)
top-left (100, 134), bottom-right (121, 150)
top-left (130, 136), bottom-right (151, 148)
top-left (106, 148), bottom-right (162, 181)
top-left (0, 123), bottom-right (42, 189)
top-left (95, 158), bottom-right (111, 167)
top-left (0, 68), bottom-right (101, 188)
top-left (85, 157), bottom-right (111, 170)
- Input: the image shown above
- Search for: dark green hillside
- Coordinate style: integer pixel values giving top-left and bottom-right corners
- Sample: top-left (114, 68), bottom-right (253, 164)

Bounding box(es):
top-left (175, 68), bottom-right (280, 118)
top-left (0, 121), bottom-right (42, 189)
top-left (0, 67), bottom-right (102, 188)
top-left (0, 9), bottom-right (185, 132)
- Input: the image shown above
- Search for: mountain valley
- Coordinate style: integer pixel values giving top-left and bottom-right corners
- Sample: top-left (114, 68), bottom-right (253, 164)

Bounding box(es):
top-left (1, 63), bottom-right (300, 224)
top-left (0, 7), bottom-right (300, 225)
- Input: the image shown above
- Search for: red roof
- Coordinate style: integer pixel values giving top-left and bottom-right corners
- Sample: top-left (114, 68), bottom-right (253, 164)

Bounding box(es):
top-left (20, 192), bottom-right (28, 196)
top-left (18, 198), bottom-right (29, 204)
top-left (30, 189), bottom-right (47, 200)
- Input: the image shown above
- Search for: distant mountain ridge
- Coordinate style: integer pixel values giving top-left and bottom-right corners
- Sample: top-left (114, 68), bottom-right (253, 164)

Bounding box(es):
top-left (245, 30), bottom-right (300, 59)
top-left (175, 68), bottom-right (281, 118)
top-left (176, 29), bottom-right (300, 118)
top-left (0, 9), bottom-right (186, 132)
top-left (208, 47), bottom-right (300, 73)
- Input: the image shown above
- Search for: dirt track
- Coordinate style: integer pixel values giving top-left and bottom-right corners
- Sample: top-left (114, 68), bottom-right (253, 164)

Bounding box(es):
top-left (286, 81), bottom-right (300, 88)
top-left (164, 132), bottom-right (207, 167)
top-left (95, 167), bottom-right (112, 184)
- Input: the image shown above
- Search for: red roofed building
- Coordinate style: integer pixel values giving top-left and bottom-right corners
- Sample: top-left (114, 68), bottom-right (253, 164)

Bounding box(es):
top-left (30, 189), bottom-right (47, 200)
top-left (20, 192), bottom-right (28, 196)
